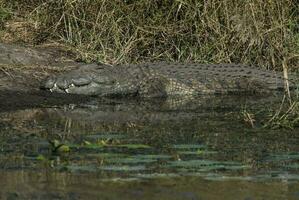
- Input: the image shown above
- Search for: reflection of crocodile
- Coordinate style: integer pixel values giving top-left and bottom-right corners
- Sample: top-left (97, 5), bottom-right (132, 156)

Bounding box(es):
top-left (44, 62), bottom-right (297, 97)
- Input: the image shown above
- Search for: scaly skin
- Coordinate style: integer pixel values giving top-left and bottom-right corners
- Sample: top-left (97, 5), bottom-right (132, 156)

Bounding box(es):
top-left (43, 62), bottom-right (297, 97)
top-left (0, 43), bottom-right (296, 97)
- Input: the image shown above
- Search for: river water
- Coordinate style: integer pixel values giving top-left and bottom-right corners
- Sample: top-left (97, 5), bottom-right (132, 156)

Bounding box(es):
top-left (0, 95), bottom-right (298, 200)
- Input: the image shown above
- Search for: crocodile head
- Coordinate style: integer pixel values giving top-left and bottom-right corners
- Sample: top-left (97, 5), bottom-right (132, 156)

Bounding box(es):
top-left (43, 64), bottom-right (138, 97)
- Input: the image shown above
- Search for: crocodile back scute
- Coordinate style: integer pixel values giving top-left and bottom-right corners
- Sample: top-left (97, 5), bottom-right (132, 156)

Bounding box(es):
top-left (143, 62), bottom-right (293, 94)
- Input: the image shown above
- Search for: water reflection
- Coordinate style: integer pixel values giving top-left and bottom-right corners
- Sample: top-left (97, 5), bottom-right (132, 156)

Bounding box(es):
top-left (1, 171), bottom-right (299, 200)
top-left (0, 95), bottom-right (299, 199)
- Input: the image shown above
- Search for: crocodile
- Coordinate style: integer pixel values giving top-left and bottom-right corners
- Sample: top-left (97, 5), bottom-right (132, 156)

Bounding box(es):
top-left (0, 42), bottom-right (296, 97)
top-left (43, 62), bottom-right (297, 97)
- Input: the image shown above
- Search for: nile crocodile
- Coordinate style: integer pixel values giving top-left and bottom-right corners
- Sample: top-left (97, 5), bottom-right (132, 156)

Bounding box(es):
top-left (0, 43), bottom-right (296, 97)
top-left (43, 62), bottom-right (297, 97)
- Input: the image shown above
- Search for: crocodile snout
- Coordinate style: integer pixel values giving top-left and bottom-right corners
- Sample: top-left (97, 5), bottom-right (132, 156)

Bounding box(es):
top-left (43, 74), bottom-right (93, 91)
top-left (42, 74), bottom-right (116, 96)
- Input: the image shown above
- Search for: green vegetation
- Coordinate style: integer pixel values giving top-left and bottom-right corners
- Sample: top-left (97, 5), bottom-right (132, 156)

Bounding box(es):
top-left (0, 0), bottom-right (12, 33)
top-left (0, 5), bottom-right (11, 23)
top-left (1, 0), bottom-right (298, 70)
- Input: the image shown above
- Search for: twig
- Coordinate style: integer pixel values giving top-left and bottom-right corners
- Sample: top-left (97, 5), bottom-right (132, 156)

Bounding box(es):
top-left (282, 58), bottom-right (291, 102)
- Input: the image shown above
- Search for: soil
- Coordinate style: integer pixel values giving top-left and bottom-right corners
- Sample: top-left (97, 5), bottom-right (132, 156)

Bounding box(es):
top-left (0, 42), bottom-right (91, 112)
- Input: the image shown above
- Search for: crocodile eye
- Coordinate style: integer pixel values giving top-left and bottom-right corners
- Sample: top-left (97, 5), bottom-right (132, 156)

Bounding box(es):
top-left (95, 66), bottom-right (105, 69)
top-left (93, 75), bottom-right (112, 84)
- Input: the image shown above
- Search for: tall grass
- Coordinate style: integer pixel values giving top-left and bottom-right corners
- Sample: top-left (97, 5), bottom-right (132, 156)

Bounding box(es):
top-left (1, 0), bottom-right (298, 69)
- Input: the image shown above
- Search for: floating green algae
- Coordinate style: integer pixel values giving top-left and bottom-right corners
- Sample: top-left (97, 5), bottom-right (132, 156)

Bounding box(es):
top-left (99, 165), bottom-right (147, 172)
top-left (168, 159), bottom-right (249, 171)
top-left (172, 144), bottom-right (206, 149)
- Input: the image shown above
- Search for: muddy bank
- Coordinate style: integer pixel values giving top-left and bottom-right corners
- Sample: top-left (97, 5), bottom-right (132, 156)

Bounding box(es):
top-left (0, 42), bottom-right (81, 91)
top-left (0, 42), bottom-right (92, 111)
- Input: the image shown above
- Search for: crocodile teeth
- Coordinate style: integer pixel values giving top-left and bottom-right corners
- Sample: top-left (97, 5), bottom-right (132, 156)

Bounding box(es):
top-left (49, 83), bottom-right (58, 92)
top-left (64, 84), bottom-right (77, 93)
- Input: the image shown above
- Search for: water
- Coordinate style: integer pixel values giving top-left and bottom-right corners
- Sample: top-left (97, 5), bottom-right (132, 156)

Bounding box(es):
top-left (0, 95), bottom-right (299, 200)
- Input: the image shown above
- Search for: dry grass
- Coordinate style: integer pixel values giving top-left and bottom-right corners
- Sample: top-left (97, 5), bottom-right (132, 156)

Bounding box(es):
top-left (1, 0), bottom-right (298, 70)
top-left (264, 96), bottom-right (299, 129)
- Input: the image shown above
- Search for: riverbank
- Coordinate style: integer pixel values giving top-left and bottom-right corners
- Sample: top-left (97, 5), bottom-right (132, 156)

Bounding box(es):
top-left (0, 43), bottom-right (90, 111)
top-left (1, 1), bottom-right (298, 70)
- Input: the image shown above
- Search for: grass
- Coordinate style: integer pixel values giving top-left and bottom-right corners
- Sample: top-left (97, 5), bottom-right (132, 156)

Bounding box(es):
top-left (241, 95), bottom-right (299, 129)
top-left (264, 96), bottom-right (299, 129)
top-left (0, 0), bottom-right (298, 69)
